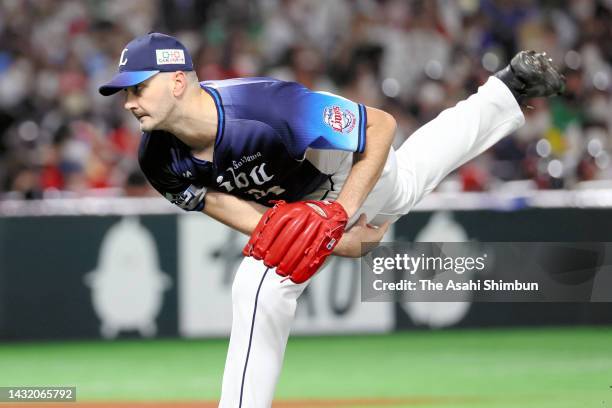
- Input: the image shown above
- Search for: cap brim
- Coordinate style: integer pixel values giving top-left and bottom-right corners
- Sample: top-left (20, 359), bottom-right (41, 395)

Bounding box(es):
top-left (98, 70), bottom-right (160, 96)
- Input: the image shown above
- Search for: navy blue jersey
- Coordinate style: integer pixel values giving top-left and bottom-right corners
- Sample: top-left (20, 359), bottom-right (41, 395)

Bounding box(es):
top-left (139, 77), bottom-right (367, 210)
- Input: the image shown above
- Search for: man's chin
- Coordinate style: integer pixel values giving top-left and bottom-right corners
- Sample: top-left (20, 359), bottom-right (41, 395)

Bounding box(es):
top-left (138, 118), bottom-right (155, 132)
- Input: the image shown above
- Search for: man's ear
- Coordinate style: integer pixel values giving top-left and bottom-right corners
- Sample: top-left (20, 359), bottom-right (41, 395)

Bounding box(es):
top-left (172, 71), bottom-right (188, 97)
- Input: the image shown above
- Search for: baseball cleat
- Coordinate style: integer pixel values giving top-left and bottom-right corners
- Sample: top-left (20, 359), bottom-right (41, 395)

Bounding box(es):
top-left (495, 50), bottom-right (565, 102)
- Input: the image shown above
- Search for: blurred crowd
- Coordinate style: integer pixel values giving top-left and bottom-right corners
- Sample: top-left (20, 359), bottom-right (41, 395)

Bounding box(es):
top-left (0, 0), bottom-right (611, 199)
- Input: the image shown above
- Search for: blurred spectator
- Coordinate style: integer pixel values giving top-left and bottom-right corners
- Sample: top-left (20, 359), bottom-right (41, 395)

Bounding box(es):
top-left (0, 0), bottom-right (611, 200)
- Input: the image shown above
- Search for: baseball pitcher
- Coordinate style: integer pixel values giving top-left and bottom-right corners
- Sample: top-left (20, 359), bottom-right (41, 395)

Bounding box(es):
top-left (99, 33), bottom-right (564, 407)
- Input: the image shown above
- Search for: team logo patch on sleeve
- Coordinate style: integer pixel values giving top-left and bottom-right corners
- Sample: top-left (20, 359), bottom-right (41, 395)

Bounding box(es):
top-left (323, 106), bottom-right (356, 133)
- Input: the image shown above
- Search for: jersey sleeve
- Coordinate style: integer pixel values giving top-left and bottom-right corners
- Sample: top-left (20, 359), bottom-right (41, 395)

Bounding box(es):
top-left (277, 82), bottom-right (367, 158)
top-left (138, 132), bottom-right (207, 212)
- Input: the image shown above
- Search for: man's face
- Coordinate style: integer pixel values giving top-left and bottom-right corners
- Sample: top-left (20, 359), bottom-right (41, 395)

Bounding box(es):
top-left (123, 74), bottom-right (173, 132)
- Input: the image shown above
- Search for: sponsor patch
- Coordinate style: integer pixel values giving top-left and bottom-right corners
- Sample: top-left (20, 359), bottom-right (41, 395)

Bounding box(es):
top-left (323, 105), bottom-right (356, 133)
top-left (156, 49), bottom-right (186, 65)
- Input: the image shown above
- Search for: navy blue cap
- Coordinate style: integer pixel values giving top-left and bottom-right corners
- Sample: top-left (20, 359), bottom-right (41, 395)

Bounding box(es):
top-left (99, 32), bottom-right (193, 96)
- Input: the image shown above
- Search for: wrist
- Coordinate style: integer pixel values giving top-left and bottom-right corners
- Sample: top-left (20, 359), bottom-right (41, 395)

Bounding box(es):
top-left (333, 199), bottom-right (356, 219)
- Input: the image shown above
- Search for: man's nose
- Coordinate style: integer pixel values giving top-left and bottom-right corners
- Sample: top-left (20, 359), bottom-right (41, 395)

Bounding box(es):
top-left (124, 92), bottom-right (137, 111)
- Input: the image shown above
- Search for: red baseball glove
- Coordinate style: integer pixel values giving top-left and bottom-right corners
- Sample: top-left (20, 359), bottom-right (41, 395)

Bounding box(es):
top-left (243, 200), bottom-right (348, 283)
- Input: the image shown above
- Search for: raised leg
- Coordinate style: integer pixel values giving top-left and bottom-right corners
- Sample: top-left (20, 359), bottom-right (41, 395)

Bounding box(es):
top-left (385, 76), bottom-right (525, 214)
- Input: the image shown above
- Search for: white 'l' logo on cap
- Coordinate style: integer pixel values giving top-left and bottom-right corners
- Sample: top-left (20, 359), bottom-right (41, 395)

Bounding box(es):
top-left (119, 48), bottom-right (128, 66)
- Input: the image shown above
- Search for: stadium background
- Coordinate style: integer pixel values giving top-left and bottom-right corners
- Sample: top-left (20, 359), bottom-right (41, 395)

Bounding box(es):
top-left (1, 0), bottom-right (611, 407)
